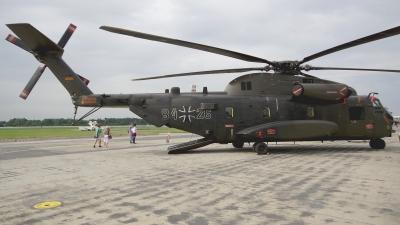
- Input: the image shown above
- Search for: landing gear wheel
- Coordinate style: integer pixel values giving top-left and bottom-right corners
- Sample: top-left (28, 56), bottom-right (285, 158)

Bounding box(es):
top-left (252, 142), bottom-right (258, 152)
top-left (232, 141), bottom-right (244, 148)
top-left (369, 138), bottom-right (386, 149)
top-left (255, 142), bottom-right (268, 155)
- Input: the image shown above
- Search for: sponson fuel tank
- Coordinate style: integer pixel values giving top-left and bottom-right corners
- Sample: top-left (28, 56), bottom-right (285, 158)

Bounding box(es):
top-left (292, 83), bottom-right (351, 101)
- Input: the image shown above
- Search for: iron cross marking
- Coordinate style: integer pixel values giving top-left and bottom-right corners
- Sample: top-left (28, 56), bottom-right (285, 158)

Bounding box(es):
top-left (179, 106), bottom-right (195, 122)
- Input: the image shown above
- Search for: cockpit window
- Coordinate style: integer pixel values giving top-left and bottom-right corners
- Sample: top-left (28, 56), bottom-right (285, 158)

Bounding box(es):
top-left (373, 100), bottom-right (383, 113)
top-left (349, 107), bottom-right (365, 120)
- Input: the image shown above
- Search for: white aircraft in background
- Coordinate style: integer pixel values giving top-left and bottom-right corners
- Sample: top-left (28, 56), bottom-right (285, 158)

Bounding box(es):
top-left (79, 121), bottom-right (98, 131)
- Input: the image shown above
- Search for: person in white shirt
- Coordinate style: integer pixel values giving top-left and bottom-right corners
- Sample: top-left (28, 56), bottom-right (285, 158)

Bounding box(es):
top-left (131, 124), bottom-right (137, 144)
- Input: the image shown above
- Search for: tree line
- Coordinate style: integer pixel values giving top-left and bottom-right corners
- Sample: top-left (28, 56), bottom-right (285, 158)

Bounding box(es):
top-left (0, 118), bottom-right (150, 127)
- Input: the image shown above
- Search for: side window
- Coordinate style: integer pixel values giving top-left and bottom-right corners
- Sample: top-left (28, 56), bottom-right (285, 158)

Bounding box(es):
top-left (240, 81), bottom-right (252, 91)
top-left (241, 82), bottom-right (246, 90)
top-left (349, 107), bottom-right (365, 120)
top-left (262, 107), bottom-right (270, 118)
top-left (225, 107), bottom-right (234, 118)
top-left (307, 107), bottom-right (314, 118)
top-left (246, 82), bottom-right (252, 90)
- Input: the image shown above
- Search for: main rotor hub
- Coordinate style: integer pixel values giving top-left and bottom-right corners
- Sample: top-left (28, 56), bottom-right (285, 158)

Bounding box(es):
top-left (273, 61), bottom-right (301, 74)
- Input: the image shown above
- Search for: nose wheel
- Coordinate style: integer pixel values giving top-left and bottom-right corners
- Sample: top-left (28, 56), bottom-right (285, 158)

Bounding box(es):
top-left (252, 142), bottom-right (268, 154)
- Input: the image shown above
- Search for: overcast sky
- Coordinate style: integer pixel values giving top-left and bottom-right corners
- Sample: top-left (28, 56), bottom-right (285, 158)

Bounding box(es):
top-left (1, 0), bottom-right (399, 121)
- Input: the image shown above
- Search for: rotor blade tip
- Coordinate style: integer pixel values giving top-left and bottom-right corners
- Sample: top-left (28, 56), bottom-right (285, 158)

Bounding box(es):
top-left (100, 26), bottom-right (111, 30)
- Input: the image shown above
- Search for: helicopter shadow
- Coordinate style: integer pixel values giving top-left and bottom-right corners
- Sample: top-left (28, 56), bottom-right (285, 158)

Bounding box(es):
top-left (175, 143), bottom-right (377, 155)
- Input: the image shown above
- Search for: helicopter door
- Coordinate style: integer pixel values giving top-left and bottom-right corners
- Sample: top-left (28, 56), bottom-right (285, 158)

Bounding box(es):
top-left (348, 106), bottom-right (367, 137)
top-left (223, 106), bottom-right (236, 141)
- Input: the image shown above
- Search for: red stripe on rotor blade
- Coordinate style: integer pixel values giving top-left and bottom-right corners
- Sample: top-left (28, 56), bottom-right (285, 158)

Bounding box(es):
top-left (19, 90), bottom-right (30, 100)
top-left (6, 34), bottom-right (17, 43)
top-left (67, 24), bottom-right (77, 33)
top-left (77, 75), bottom-right (90, 86)
top-left (80, 78), bottom-right (90, 86)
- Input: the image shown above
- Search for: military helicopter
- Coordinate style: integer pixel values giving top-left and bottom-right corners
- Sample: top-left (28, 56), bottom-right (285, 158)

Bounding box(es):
top-left (5, 23), bottom-right (398, 154)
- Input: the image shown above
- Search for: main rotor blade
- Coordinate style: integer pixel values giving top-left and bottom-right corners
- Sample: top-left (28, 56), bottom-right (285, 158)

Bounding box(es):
top-left (299, 25), bottom-right (400, 64)
top-left (132, 67), bottom-right (266, 81)
top-left (100, 26), bottom-right (275, 66)
top-left (303, 66), bottom-right (400, 73)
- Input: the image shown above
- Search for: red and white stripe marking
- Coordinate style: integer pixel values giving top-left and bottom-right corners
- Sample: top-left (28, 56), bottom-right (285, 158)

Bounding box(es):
top-left (67, 24), bottom-right (77, 33)
top-left (19, 90), bottom-right (29, 100)
top-left (6, 34), bottom-right (17, 43)
top-left (78, 75), bottom-right (90, 86)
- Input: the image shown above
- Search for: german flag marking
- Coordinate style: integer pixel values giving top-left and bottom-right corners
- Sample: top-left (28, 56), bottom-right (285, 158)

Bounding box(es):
top-left (65, 75), bottom-right (74, 80)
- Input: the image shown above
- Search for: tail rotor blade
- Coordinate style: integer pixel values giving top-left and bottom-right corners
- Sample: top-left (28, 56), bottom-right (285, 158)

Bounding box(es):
top-left (77, 74), bottom-right (90, 86)
top-left (12, 24), bottom-right (77, 100)
top-left (5, 34), bottom-right (32, 52)
top-left (57, 24), bottom-right (76, 48)
top-left (19, 66), bottom-right (46, 100)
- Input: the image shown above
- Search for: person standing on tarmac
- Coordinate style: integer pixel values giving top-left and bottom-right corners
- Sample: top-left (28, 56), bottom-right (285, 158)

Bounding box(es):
top-left (93, 124), bottom-right (102, 148)
top-left (131, 124), bottom-right (137, 144)
top-left (103, 125), bottom-right (111, 148)
top-left (128, 123), bottom-right (134, 144)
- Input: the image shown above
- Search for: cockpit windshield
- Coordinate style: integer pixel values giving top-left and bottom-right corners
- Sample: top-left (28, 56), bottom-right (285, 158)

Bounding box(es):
top-left (373, 99), bottom-right (384, 113)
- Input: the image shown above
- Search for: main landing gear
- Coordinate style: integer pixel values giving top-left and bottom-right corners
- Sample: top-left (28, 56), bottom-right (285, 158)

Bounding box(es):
top-left (369, 138), bottom-right (386, 149)
top-left (252, 142), bottom-right (268, 155)
top-left (231, 141), bottom-right (268, 154)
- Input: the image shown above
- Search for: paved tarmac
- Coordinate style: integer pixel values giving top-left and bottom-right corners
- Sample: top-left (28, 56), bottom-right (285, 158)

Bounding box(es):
top-left (0, 131), bottom-right (399, 225)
